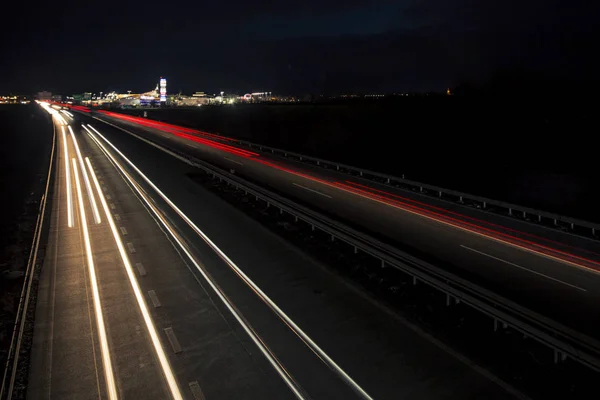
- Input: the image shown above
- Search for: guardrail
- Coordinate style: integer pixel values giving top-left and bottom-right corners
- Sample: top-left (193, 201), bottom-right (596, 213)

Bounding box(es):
top-left (222, 139), bottom-right (600, 239)
top-left (96, 110), bottom-right (600, 239)
top-left (1, 122), bottom-right (56, 400)
top-left (91, 116), bottom-right (600, 375)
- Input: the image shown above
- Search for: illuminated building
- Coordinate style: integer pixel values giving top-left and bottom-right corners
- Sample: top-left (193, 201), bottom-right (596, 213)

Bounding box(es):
top-left (160, 77), bottom-right (167, 102)
top-left (119, 97), bottom-right (141, 107)
top-left (175, 96), bottom-right (210, 106)
top-left (0, 95), bottom-right (24, 104)
top-left (239, 92), bottom-right (272, 102)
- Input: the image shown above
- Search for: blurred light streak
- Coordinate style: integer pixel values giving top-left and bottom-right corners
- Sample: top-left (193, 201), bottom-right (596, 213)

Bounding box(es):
top-left (72, 158), bottom-right (118, 400)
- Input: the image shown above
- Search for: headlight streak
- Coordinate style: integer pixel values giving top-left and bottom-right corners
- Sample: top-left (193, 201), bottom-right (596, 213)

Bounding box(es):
top-left (71, 158), bottom-right (118, 400)
top-left (61, 126), bottom-right (74, 227)
top-left (55, 113), bottom-right (68, 125)
top-left (60, 109), bottom-right (74, 120)
top-left (84, 156), bottom-right (183, 400)
top-left (69, 126), bottom-right (101, 224)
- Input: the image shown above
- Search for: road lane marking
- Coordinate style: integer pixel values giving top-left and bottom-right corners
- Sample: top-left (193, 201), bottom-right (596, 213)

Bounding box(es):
top-left (69, 126), bottom-right (101, 224)
top-left (114, 213), bottom-right (121, 221)
top-left (71, 158), bottom-right (119, 400)
top-left (120, 226), bottom-right (128, 235)
top-left (85, 156), bottom-right (184, 400)
top-left (110, 203), bottom-right (116, 210)
top-left (135, 262), bottom-right (147, 276)
top-left (106, 195), bottom-right (111, 200)
top-left (148, 290), bottom-right (161, 308)
top-left (188, 381), bottom-right (206, 400)
top-left (460, 245), bottom-right (586, 292)
top-left (61, 126), bottom-right (74, 227)
top-left (86, 125), bottom-right (371, 400)
top-left (293, 183), bottom-right (332, 198)
top-left (164, 328), bottom-right (182, 354)
top-left (127, 242), bottom-right (136, 253)
top-left (224, 157), bottom-right (243, 166)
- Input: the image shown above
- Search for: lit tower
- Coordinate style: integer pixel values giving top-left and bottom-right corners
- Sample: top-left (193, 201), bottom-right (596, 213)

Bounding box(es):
top-left (160, 77), bottom-right (167, 103)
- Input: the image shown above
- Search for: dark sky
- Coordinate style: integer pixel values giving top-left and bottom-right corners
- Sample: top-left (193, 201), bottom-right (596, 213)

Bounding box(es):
top-left (2, 0), bottom-right (598, 95)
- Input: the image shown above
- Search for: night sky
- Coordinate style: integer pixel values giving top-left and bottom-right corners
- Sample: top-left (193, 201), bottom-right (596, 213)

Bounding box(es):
top-left (2, 0), bottom-right (598, 95)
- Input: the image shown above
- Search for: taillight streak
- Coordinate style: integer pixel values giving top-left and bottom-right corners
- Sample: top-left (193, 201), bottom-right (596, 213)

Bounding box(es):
top-left (100, 112), bottom-right (257, 158)
top-left (99, 111), bottom-right (235, 142)
top-left (333, 181), bottom-right (600, 270)
top-left (343, 180), bottom-right (600, 258)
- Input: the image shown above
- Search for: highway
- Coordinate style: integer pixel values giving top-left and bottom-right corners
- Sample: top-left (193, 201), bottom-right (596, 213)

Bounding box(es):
top-left (89, 110), bottom-right (600, 340)
top-left (22, 107), bottom-right (524, 399)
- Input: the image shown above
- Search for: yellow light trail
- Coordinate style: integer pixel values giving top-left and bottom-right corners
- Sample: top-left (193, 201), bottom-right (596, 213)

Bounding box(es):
top-left (72, 158), bottom-right (118, 400)
top-left (55, 113), bottom-right (68, 125)
top-left (85, 157), bottom-right (183, 400)
top-left (69, 126), bottom-right (101, 224)
top-left (60, 109), bottom-right (73, 120)
top-left (62, 126), bottom-right (73, 227)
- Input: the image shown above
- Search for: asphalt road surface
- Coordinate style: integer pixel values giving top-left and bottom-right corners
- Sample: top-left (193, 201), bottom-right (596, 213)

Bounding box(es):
top-left (25, 110), bottom-right (523, 399)
top-left (90, 111), bottom-right (600, 340)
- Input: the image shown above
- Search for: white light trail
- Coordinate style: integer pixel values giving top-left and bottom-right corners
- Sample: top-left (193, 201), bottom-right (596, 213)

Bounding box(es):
top-left (86, 124), bottom-right (372, 400)
top-left (69, 126), bottom-right (101, 224)
top-left (55, 113), bottom-right (68, 125)
top-left (62, 126), bottom-right (73, 227)
top-left (39, 102), bottom-right (57, 116)
top-left (60, 109), bottom-right (73, 120)
top-left (71, 158), bottom-right (118, 400)
top-left (39, 102), bottom-right (67, 127)
top-left (85, 157), bottom-right (183, 400)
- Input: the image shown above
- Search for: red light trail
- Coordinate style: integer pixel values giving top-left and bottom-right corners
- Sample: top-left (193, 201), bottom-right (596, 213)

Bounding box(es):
top-left (99, 109), bottom-right (600, 273)
top-left (98, 111), bottom-right (258, 158)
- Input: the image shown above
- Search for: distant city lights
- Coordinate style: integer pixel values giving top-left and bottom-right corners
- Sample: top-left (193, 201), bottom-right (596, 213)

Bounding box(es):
top-left (4, 76), bottom-right (437, 110)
